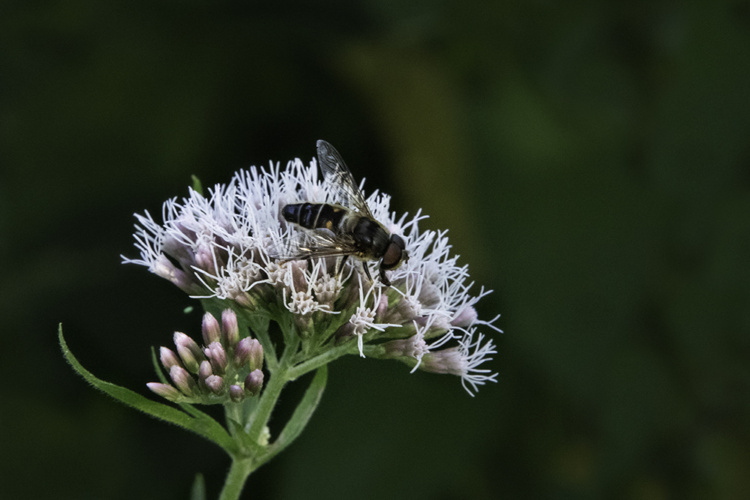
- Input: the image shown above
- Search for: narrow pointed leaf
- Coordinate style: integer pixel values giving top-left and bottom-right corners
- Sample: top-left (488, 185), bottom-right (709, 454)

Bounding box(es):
top-left (262, 366), bottom-right (327, 464)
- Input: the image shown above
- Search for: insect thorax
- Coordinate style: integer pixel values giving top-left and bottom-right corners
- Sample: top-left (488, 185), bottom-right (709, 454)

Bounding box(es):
top-left (351, 217), bottom-right (390, 257)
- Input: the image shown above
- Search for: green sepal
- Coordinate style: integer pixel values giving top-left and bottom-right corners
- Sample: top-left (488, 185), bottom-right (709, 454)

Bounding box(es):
top-left (59, 325), bottom-right (237, 454)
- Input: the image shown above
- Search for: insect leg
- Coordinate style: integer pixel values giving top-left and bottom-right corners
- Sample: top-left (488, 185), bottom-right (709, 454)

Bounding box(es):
top-left (332, 255), bottom-right (350, 279)
top-left (378, 267), bottom-right (391, 287)
top-left (361, 261), bottom-right (373, 283)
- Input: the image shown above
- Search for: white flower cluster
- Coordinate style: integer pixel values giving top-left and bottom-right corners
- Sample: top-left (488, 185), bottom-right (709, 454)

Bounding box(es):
top-left (124, 151), bottom-right (501, 394)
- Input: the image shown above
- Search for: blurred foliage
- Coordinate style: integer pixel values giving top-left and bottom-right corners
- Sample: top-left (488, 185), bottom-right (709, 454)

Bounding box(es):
top-left (2, 0), bottom-right (749, 499)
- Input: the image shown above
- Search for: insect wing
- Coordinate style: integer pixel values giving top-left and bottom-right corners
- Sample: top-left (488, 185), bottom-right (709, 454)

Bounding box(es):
top-left (289, 228), bottom-right (360, 260)
top-left (316, 140), bottom-right (374, 218)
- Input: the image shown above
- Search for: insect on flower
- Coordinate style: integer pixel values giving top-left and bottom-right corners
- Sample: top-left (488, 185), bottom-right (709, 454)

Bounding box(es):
top-left (281, 140), bottom-right (409, 286)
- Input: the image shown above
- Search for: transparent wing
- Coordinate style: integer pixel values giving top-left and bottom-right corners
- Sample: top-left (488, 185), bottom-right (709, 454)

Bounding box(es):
top-left (283, 227), bottom-right (361, 261)
top-left (317, 140), bottom-right (374, 218)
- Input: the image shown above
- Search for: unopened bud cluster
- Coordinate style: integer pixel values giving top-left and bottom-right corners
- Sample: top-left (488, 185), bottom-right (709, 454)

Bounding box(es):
top-left (147, 309), bottom-right (264, 403)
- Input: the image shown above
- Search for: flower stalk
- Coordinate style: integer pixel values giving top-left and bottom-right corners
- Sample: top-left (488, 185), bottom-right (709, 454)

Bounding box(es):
top-left (218, 458), bottom-right (255, 500)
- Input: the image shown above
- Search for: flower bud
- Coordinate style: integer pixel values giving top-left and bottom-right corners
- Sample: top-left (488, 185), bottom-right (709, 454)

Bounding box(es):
top-left (234, 337), bottom-right (264, 371)
top-left (244, 369), bottom-right (264, 397)
top-left (248, 339), bottom-right (264, 372)
top-left (294, 313), bottom-right (314, 338)
top-left (233, 292), bottom-right (257, 309)
top-left (229, 384), bottom-right (244, 402)
top-left (205, 342), bottom-right (227, 375)
top-left (234, 337), bottom-right (251, 367)
top-left (159, 347), bottom-right (182, 370)
top-left (204, 374), bottom-right (225, 395)
top-left (221, 309), bottom-right (240, 348)
top-left (169, 365), bottom-right (197, 396)
top-left (174, 332), bottom-right (203, 373)
top-left (198, 360), bottom-right (213, 382)
top-left (147, 382), bottom-right (181, 401)
top-left (202, 312), bottom-right (222, 345)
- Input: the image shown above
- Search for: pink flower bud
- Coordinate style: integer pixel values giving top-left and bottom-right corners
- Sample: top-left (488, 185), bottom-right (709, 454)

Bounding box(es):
top-left (202, 312), bottom-right (222, 345)
top-left (159, 347), bottom-right (182, 370)
top-left (221, 309), bottom-right (240, 347)
top-left (233, 337), bottom-right (251, 367)
top-left (198, 360), bottom-right (213, 382)
top-left (169, 366), bottom-right (197, 396)
top-left (173, 332), bottom-right (204, 373)
top-left (248, 339), bottom-right (264, 372)
top-left (244, 369), bottom-right (264, 397)
top-left (205, 375), bottom-right (225, 395)
top-left (205, 342), bottom-right (227, 375)
top-left (229, 385), bottom-right (244, 402)
top-left (234, 338), bottom-right (264, 371)
top-left (147, 382), bottom-right (181, 401)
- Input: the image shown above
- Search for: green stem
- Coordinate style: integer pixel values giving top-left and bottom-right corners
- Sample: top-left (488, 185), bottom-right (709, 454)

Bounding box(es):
top-left (245, 364), bottom-right (287, 440)
top-left (217, 316), bottom-right (336, 498)
top-left (254, 329), bottom-right (278, 371)
top-left (218, 456), bottom-right (255, 500)
top-left (225, 402), bottom-right (244, 437)
top-left (244, 329), bottom-right (302, 441)
top-left (287, 342), bottom-right (358, 380)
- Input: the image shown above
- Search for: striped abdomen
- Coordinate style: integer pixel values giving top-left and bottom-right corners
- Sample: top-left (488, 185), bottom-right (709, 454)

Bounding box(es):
top-left (281, 203), bottom-right (347, 232)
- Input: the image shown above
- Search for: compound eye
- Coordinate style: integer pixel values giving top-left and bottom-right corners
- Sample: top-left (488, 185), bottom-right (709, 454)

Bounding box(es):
top-left (381, 235), bottom-right (406, 270)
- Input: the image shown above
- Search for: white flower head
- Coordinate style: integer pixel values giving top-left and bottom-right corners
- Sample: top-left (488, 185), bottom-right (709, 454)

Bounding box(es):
top-left (282, 260), bottom-right (336, 316)
top-left (347, 276), bottom-right (401, 357)
top-left (404, 315), bottom-right (455, 373)
top-left (417, 327), bottom-right (499, 396)
top-left (123, 141), bottom-right (501, 394)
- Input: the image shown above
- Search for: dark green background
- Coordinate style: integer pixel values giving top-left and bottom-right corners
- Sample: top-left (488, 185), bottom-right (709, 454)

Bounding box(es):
top-left (2, 1), bottom-right (749, 499)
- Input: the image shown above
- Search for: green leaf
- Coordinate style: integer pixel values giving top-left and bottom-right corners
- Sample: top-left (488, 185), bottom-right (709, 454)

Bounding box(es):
top-left (191, 174), bottom-right (204, 195)
top-left (151, 346), bottom-right (170, 384)
top-left (190, 473), bottom-right (206, 500)
top-left (59, 325), bottom-right (237, 454)
top-left (262, 366), bottom-right (327, 465)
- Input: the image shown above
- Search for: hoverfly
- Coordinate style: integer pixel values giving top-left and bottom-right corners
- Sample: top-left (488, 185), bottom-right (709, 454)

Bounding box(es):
top-left (281, 140), bottom-right (408, 286)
